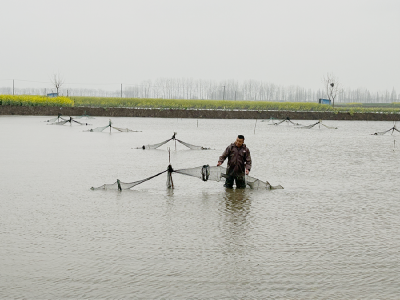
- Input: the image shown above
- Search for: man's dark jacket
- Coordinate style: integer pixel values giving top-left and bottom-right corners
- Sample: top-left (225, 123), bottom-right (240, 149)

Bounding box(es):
top-left (218, 143), bottom-right (252, 176)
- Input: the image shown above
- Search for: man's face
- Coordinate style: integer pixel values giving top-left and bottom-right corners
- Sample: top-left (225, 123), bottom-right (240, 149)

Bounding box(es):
top-left (235, 137), bottom-right (244, 147)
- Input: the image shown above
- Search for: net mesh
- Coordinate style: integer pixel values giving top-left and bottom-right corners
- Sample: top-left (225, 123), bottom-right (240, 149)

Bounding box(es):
top-left (91, 170), bottom-right (167, 190)
top-left (320, 123), bottom-right (338, 129)
top-left (84, 125), bottom-right (110, 132)
top-left (138, 133), bottom-right (210, 150)
top-left (176, 139), bottom-right (211, 150)
top-left (46, 116), bottom-right (90, 126)
top-left (140, 138), bottom-right (173, 149)
top-left (49, 120), bottom-right (69, 126)
top-left (112, 126), bottom-right (140, 132)
top-left (288, 119), bottom-right (302, 126)
top-left (174, 165), bottom-right (226, 182)
top-left (270, 119), bottom-right (286, 125)
top-left (296, 120), bottom-right (337, 129)
top-left (372, 125), bottom-right (400, 135)
top-left (85, 120), bottom-right (137, 132)
top-left (45, 114), bottom-right (63, 123)
top-left (45, 116), bottom-right (61, 123)
top-left (245, 175), bottom-right (283, 190)
top-left (264, 117), bottom-right (302, 126)
top-left (72, 119), bottom-right (90, 126)
top-left (173, 165), bottom-right (283, 190)
top-left (92, 165), bottom-right (283, 191)
top-left (296, 121), bottom-right (320, 129)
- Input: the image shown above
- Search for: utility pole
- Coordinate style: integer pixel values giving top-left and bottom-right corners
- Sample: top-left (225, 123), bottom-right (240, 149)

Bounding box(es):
top-left (13, 79), bottom-right (14, 95)
top-left (234, 91), bottom-right (236, 101)
top-left (223, 85), bottom-right (226, 100)
top-left (121, 84), bottom-right (122, 98)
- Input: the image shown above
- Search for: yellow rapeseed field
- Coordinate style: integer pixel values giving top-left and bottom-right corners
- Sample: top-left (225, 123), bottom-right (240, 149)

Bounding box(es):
top-left (0, 95), bottom-right (74, 107)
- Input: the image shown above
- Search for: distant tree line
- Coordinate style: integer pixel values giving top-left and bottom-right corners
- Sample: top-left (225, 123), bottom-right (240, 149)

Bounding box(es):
top-left (0, 78), bottom-right (398, 103)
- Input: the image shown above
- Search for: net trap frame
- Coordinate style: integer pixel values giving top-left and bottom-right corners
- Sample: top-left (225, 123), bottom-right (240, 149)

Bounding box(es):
top-left (371, 123), bottom-right (400, 135)
top-left (45, 114), bottom-right (92, 126)
top-left (263, 117), bottom-right (302, 126)
top-left (295, 119), bottom-right (337, 129)
top-left (91, 150), bottom-right (283, 191)
top-left (84, 119), bottom-right (141, 133)
top-left (136, 132), bottom-right (211, 150)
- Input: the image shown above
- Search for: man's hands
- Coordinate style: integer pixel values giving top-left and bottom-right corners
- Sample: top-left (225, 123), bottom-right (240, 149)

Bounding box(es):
top-left (217, 162), bottom-right (249, 175)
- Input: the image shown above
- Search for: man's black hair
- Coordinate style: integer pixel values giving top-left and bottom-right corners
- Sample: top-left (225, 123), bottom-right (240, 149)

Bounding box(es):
top-left (238, 135), bottom-right (245, 140)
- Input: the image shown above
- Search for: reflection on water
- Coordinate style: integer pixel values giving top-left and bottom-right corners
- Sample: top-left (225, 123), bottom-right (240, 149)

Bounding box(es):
top-left (1, 116), bottom-right (400, 299)
top-left (222, 188), bottom-right (252, 237)
top-left (220, 188), bottom-right (252, 260)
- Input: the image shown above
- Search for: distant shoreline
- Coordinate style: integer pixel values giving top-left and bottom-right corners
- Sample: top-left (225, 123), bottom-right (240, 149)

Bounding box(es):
top-left (1, 106), bottom-right (400, 121)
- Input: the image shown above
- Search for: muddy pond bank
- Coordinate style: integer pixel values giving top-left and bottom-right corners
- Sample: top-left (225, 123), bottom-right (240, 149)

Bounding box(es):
top-left (1, 106), bottom-right (400, 121)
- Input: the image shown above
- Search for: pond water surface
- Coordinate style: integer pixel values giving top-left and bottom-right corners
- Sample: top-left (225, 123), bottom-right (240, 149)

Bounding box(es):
top-left (1, 116), bottom-right (399, 299)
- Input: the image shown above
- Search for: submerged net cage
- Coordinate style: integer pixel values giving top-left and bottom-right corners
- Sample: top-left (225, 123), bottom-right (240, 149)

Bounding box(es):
top-left (91, 170), bottom-right (168, 191)
top-left (47, 115), bottom-right (91, 126)
top-left (295, 120), bottom-right (337, 129)
top-left (372, 124), bottom-right (400, 135)
top-left (91, 164), bottom-right (283, 191)
top-left (85, 119), bottom-right (140, 133)
top-left (263, 117), bottom-right (302, 126)
top-left (140, 138), bottom-right (173, 150)
top-left (45, 113), bottom-right (63, 123)
top-left (138, 132), bottom-right (211, 150)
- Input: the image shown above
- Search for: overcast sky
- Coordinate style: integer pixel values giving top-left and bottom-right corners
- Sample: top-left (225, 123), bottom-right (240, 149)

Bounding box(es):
top-left (1, 0), bottom-right (399, 93)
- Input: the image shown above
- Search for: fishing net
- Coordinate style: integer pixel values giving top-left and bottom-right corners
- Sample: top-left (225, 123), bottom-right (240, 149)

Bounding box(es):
top-left (47, 116), bottom-right (90, 126)
top-left (91, 170), bottom-right (167, 190)
top-left (112, 126), bottom-right (140, 132)
top-left (263, 117), bottom-right (302, 126)
top-left (320, 123), bottom-right (338, 129)
top-left (85, 125), bottom-right (110, 132)
top-left (138, 132), bottom-right (210, 150)
top-left (51, 120), bottom-right (69, 126)
top-left (176, 139), bottom-right (211, 150)
top-left (85, 120), bottom-right (139, 133)
top-left (139, 138), bottom-right (173, 149)
top-left (295, 121), bottom-right (320, 129)
top-left (45, 116), bottom-right (62, 123)
top-left (45, 113), bottom-right (64, 123)
top-left (288, 119), bottom-right (302, 126)
top-left (92, 164), bottom-right (283, 191)
top-left (174, 165), bottom-right (227, 182)
top-left (372, 125), bottom-right (400, 135)
top-left (174, 165), bottom-right (284, 190)
top-left (62, 117), bottom-right (90, 126)
top-left (245, 175), bottom-right (284, 190)
top-left (270, 119), bottom-right (286, 125)
top-left (85, 125), bottom-right (138, 132)
top-left (296, 120), bottom-right (337, 129)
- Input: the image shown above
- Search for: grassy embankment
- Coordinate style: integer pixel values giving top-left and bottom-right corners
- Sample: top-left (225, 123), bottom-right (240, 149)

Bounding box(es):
top-left (72, 97), bottom-right (400, 114)
top-left (1, 95), bottom-right (400, 114)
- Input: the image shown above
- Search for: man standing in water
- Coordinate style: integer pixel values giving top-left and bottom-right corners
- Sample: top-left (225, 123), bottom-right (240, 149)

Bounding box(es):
top-left (217, 135), bottom-right (252, 188)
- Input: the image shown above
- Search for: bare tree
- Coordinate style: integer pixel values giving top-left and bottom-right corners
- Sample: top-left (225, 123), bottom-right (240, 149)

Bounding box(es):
top-left (51, 73), bottom-right (64, 96)
top-left (323, 73), bottom-right (340, 107)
